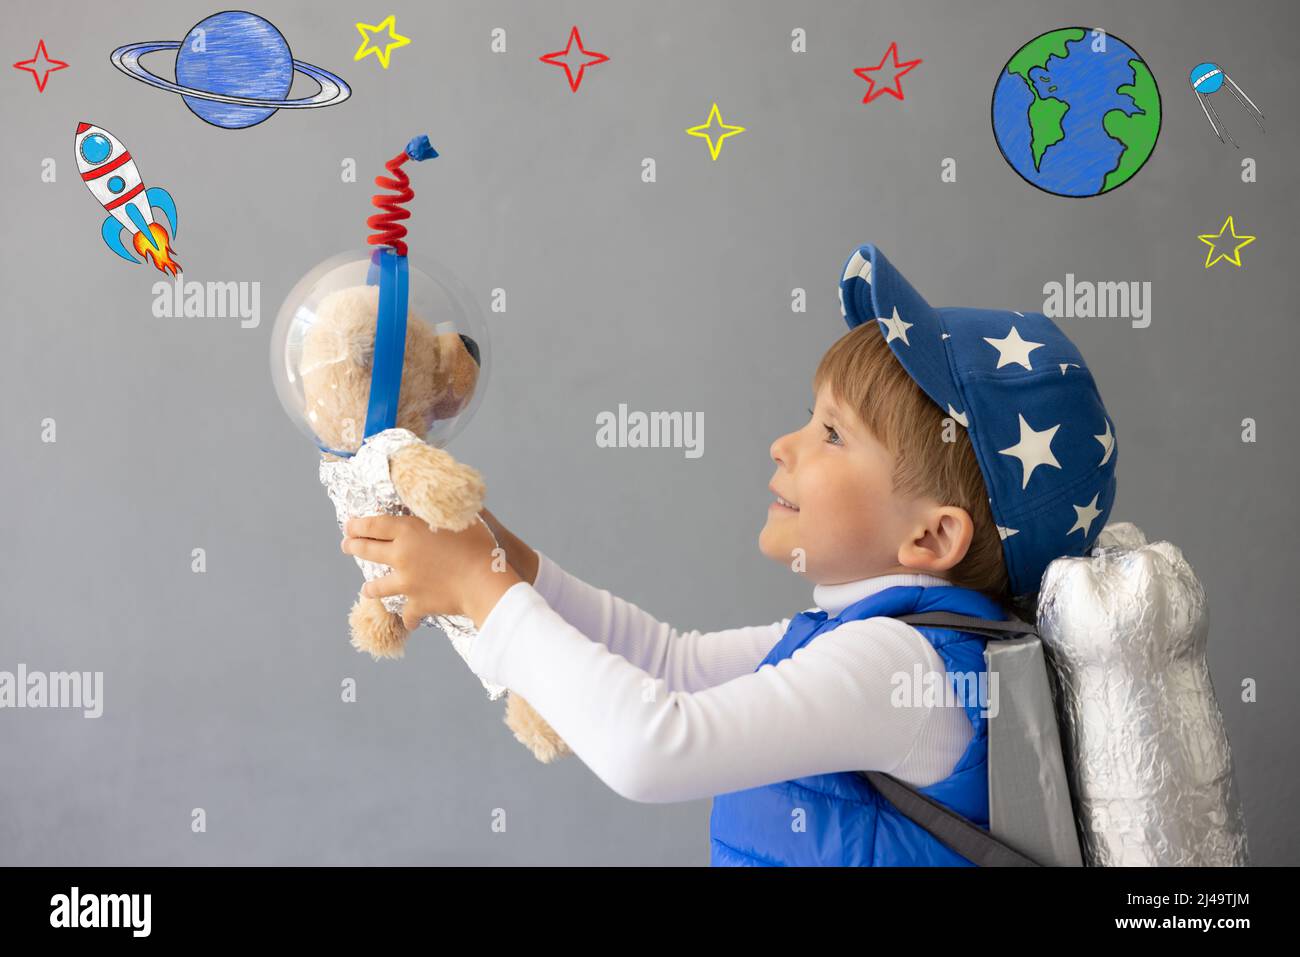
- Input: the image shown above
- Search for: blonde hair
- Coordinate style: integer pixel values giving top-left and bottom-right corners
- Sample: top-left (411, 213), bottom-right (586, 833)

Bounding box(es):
top-left (813, 322), bottom-right (1011, 604)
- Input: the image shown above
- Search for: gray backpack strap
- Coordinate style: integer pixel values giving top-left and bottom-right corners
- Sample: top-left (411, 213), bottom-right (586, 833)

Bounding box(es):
top-left (861, 610), bottom-right (1045, 866)
top-left (894, 611), bottom-right (1038, 640)
top-left (860, 770), bottom-right (1042, 867)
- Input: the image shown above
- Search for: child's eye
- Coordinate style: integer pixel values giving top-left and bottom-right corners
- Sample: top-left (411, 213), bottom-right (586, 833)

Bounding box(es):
top-left (808, 408), bottom-right (842, 446)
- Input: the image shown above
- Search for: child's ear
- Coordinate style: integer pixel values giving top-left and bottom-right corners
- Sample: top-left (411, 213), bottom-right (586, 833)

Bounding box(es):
top-left (898, 506), bottom-right (974, 574)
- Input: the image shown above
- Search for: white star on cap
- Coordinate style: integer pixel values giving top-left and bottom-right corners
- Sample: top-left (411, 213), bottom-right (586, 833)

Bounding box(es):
top-left (1095, 419), bottom-right (1114, 465)
top-left (842, 249), bottom-right (871, 284)
top-left (1067, 492), bottom-right (1103, 538)
top-left (838, 286), bottom-right (846, 317)
top-left (1059, 362), bottom-right (1080, 375)
top-left (946, 404), bottom-right (968, 427)
top-left (878, 306), bottom-right (912, 346)
top-left (984, 326), bottom-right (1046, 371)
top-left (997, 525), bottom-right (1019, 540)
top-left (999, 413), bottom-right (1062, 489)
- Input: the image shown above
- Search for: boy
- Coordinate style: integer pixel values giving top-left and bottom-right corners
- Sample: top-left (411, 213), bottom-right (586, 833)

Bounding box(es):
top-left (341, 243), bottom-right (1118, 865)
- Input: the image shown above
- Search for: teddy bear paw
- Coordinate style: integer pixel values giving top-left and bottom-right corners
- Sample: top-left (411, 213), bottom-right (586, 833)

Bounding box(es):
top-left (348, 595), bottom-right (410, 659)
top-left (505, 692), bottom-right (573, 763)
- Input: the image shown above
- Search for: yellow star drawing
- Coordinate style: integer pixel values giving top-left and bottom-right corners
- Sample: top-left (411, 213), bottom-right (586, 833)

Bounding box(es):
top-left (1198, 215), bottom-right (1256, 268)
top-left (355, 15), bottom-right (411, 69)
top-left (685, 103), bottom-right (746, 161)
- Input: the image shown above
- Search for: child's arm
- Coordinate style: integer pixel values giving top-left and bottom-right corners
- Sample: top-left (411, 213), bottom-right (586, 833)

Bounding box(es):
top-left (467, 581), bottom-right (973, 803)
top-left (478, 508), bottom-right (540, 585)
top-left (480, 508), bottom-right (789, 691)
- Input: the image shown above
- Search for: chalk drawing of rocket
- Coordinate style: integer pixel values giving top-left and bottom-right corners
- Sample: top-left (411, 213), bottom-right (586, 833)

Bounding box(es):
top-left (75, 122), bottom-right (181, 275)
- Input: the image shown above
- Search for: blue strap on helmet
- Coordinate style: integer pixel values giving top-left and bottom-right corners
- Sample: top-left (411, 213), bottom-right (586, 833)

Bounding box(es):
top-left (312, 249), bottom-right (408, 459)
top-left (363, 248), bottom-right (409, 439)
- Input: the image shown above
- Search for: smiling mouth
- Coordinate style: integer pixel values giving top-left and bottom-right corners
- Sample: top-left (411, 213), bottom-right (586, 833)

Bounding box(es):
top-left (771, 493), bottom-right (800, 512)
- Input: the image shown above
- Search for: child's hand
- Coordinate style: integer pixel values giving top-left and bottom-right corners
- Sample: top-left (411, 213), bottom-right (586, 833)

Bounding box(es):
top-left (342, 514), bottom-right (522, 631)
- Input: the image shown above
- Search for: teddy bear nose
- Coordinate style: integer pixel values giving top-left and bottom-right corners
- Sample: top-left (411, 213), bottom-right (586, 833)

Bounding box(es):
top-left (459, 334), bottom-right (481, 367)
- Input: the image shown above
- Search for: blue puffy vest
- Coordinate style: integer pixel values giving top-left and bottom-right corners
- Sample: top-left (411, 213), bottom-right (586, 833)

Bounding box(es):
top-left (709, 583), bottom-right (1008, 866)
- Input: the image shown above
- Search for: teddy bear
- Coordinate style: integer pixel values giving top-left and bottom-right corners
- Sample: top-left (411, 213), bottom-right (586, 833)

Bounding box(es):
top-left (301, 281), bottom-right (572, 765)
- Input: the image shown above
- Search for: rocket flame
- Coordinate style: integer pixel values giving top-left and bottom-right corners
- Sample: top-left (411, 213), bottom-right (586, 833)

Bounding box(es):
top-left (132, 222), bottom-right (181, 276)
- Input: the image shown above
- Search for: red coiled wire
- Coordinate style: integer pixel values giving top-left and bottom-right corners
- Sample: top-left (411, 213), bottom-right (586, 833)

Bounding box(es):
top-left (366, 151), bottom-right (414, 256)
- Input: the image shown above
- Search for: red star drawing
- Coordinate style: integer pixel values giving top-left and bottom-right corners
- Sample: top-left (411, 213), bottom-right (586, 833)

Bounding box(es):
top-left (13, 39), bottom-right (69, 92)
top-left (539, 25), bottom-right (609, 92)
top-left (853, 42), bottom-right (921, 103)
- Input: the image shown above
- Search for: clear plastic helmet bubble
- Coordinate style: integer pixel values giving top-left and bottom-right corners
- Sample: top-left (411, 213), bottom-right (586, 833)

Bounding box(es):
top-left (270, 248), bottom-right (490, 457)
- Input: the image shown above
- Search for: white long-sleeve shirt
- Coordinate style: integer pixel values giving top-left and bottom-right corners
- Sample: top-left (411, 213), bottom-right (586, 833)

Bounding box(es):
top-left (467, 551), bottom-right (975, 803)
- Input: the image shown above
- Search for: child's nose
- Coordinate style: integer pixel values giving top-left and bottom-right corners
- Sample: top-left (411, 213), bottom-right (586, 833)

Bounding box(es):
top-left (770, 431), bottom-right (793, 466)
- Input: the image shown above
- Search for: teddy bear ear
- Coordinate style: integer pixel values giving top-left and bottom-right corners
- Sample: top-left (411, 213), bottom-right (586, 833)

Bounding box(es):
top-left (303, 286), bottom-right (381, 371)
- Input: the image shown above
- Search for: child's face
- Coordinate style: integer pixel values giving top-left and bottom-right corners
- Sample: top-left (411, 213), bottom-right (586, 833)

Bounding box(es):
top-left (761, 381), bottom-right (936, 585)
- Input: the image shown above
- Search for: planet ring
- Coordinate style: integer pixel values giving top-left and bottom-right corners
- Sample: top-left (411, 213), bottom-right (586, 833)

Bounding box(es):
top-left (110, 41), bottom-right (351, 108)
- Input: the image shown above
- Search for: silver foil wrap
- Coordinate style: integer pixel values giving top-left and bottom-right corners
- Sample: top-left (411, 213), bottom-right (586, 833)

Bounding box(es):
top-left (1036, 521), bottom-right (1249, 866)
top-left (320, 427), bottom-right (506, 700)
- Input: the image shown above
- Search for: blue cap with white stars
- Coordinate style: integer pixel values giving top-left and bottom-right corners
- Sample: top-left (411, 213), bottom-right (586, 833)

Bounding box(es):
top-left (838, 244), bottom-right (1118, 598)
